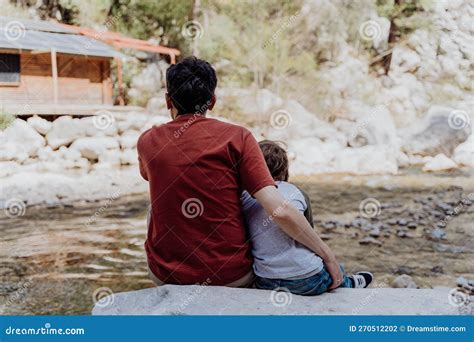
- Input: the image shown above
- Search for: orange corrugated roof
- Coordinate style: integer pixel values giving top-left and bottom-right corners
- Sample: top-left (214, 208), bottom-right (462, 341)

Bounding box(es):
top-left (59, 23), bottom-right (180, 60)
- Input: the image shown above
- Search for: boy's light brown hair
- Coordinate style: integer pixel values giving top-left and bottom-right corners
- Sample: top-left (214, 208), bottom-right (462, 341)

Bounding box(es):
top-left (258, 140), bottom-right (289, 182)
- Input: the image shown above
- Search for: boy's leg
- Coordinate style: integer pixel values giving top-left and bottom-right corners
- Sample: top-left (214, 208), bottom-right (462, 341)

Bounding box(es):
top-left (338, 265), bottom-right (354, 288)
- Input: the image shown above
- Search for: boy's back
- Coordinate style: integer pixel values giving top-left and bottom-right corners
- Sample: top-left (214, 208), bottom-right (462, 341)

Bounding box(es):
top-left (241, 181), bottom-right (323, 280)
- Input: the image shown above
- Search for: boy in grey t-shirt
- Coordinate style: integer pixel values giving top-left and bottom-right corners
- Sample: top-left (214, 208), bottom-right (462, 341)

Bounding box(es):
top-left (241, 140), bottom-right (373, 295)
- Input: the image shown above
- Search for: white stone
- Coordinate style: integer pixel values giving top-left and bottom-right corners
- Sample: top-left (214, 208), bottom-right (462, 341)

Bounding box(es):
top-left (333, 145), bottom-right (398, 175)
top-left (143, 116), bottom-right (170, 132)
top-left (37, 146), bottom-right (55, 161)
top-left (91, 285), bottom-right (459, 315)
top-left (146, 96), bottom-right (167, 114)
top-left (70, 137), bottom-right (120, 160)
top-left (392, 275), bottom-right (417, 289)
top-left (58, 146), bottom-right (82, 161)
top-left (81, 116), bottom-right (118, 137)
top-left (117, 112), bottom-right (149, 133)
top-left (0, 161), bottom-right (21, 177)
top-left (119, 131), bottom-right (140, 149)
top-left (422, 153), bottom-right (458, 172)
top-left (27, 115), bottom-right (52, 135)
top-left (120, 148), bottom-right (138, 165)
top-left (401, 106), bottom-right (471, 157)
top-left (99, 150), bottom-right (122, 166)
top-left (46, 116), bottom-right (84, 149)
top-left (453, 134), bottom-right (474, 168)
top-left (0, 119), bottom-right (45, 162)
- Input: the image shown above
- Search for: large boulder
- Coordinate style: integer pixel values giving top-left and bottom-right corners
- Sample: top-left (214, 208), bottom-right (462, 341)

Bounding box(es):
top-left (401, 106), bottom-right (471, 157)
top-left (266, 99), bottom-right (347, 146)
top-left (27, 115), bottom-right (52, 135)
top-left (0, 119), bottom-right (45, 162)
top-left (46, 116), bottom-right (85, 149)
top-left (70, 137), bottom-right (120, 160)
top-left (120, 148), bottom-right (138, 165)
top-left (422, 153), bottom-right (458, 172)
top-left (453, 134), bottom-right (474, 168)
top-left (119, 130), bottom-right (141, 149)
top-left (92, 285), bottom-right (459, 315)
top-left (332, 145), bottom-right (399, 175)
top-left (333, 102), bottom-right (400, 149)
top-left (0, 161), bottom-right (21, 177)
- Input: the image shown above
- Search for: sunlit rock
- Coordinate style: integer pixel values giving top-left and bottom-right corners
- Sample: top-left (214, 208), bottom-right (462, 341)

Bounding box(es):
top-left (70, 137), bottom-right (120, 160)
top-left (27, 115), bottom-right (52, 135)
top-left (422, 153), bottom-right (458, 172)
top-left (0, 119), bottom-right (45, 162)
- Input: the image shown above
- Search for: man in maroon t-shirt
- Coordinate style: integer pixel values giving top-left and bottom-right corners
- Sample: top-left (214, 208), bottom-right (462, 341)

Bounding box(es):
top-left (137, 57), bottom-right (343, 287)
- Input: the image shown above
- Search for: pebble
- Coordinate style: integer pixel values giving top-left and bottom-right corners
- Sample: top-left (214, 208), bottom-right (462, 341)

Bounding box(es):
top-left (407, 222), bottom-right (417, 229)
top-left (398, 219), bottom-right (408, 226)
top-left (433, 244), bottom-right (464, 254)
top-left (320, 233), bottom-right (333, 240)
top-left (387, 218), bottom-right (398, 225)
top-left (392, 274), bottom-right (417, 288)
top-left (321, 221), bottom-right (336, 230)
top-left (369, 227), bottom-right (381, 237)
top-left (359, 236), bottom-right (382, 246)
top-left (429, 228), bottom-right (446, 240)
top-left (397, 231), bottom-right (411, 238)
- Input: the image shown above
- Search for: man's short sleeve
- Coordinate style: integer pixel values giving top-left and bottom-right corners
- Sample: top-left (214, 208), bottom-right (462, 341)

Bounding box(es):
top-left (239, 131), bottom-right (275, 195)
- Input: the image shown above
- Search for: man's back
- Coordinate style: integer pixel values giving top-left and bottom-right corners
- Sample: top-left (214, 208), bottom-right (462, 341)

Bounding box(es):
top-left (137, 114), bottom-right (274, 285)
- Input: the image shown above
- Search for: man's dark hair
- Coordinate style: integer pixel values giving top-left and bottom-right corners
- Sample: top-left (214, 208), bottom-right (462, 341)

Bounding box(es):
top-left (166, 56), bottom-right (217, 115)
top-left (258, 140), bottom-right (289, 182)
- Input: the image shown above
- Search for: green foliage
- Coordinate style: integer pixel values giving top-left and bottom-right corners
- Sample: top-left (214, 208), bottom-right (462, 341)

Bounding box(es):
top-left (108, 0), bottom-right (193, 51)
top-left (0, 110), bottom-right (15, 130)
top-left (199, 0), bottom-right (314, 95)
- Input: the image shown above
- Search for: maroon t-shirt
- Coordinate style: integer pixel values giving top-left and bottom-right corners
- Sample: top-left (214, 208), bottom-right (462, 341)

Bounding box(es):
top-left (137, 114), bottom-right (275, 285)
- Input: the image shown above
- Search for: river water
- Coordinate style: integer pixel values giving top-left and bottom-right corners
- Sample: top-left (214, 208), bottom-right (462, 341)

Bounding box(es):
top-left (1, 171), bottom-right (473, 314)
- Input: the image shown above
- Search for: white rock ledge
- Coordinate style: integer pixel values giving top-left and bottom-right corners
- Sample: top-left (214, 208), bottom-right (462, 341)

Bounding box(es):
top-left (92, 285), bottom-right (460, 315)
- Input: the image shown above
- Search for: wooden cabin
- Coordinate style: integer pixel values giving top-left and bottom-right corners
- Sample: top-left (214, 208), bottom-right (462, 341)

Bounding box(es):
top-left (0, 16), bottom-right (180, 115)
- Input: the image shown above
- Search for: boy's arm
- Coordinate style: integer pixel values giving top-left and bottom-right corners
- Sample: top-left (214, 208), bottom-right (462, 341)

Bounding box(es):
top-left (253, 185), bottom-right (343, 289)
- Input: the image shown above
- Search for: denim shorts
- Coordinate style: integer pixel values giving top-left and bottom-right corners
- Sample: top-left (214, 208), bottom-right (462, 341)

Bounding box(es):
top-left (254, 265), bottom-right (353, 296)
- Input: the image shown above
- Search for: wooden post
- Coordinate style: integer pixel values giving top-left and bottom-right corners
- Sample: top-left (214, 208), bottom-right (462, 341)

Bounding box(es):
top-left (51, 48), bottom-right (59, 105)
top-left (115, 57), bottom-right (125, 106)
top-left (101, 61), bottom-right (113, 105)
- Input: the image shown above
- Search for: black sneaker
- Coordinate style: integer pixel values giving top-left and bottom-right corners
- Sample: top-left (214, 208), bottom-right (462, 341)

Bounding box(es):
top-left (351, 272), bottom-right (373, 288)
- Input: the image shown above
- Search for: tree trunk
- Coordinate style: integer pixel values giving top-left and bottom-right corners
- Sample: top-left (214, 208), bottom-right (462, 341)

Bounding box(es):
top-left (382, 0), bottom-right (403, 75)
top-left (192, 0), bottom-right (201, 57)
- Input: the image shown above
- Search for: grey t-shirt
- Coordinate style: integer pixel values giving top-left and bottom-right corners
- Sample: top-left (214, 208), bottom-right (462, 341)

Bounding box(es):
top-left (241, 181), bottom-right (324, 279)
